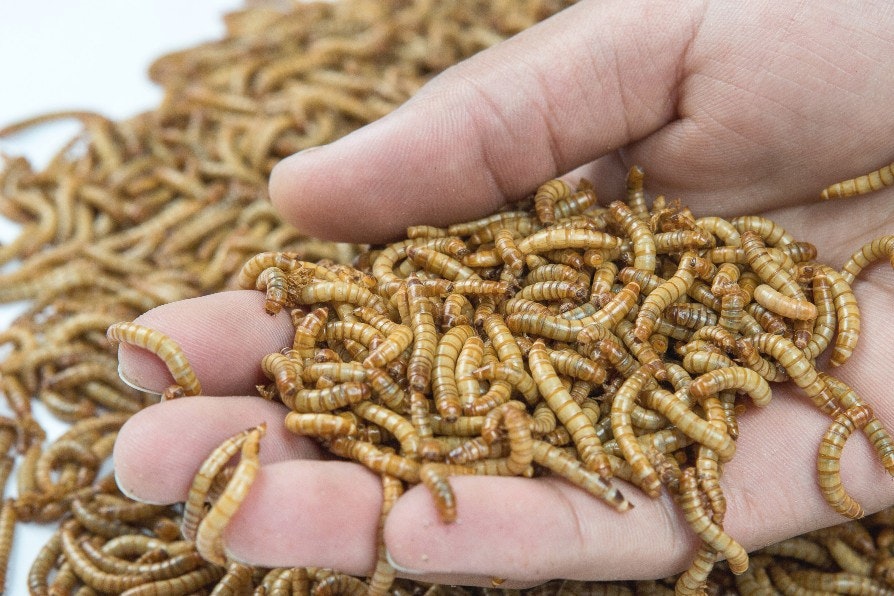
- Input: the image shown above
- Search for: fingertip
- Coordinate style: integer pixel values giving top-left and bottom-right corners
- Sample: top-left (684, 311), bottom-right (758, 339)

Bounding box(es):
top-left (117, 291), bottom-right (294, 396)
top-left (112, 396), bottom-right (319, 505)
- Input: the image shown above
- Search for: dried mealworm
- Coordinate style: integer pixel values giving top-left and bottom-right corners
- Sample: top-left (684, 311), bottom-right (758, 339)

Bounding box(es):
top-left (106, 321), bottom-right (202, 396)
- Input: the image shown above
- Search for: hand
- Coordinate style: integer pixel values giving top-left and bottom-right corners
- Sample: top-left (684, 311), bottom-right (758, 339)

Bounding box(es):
top-left (113, 0), bottom-right (894, 586)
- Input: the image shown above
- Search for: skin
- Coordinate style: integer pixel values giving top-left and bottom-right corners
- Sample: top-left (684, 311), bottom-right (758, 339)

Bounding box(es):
top-left (113, 0), bottom-right (894, 586)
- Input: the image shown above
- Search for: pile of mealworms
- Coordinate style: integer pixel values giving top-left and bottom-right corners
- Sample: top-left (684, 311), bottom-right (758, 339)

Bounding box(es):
top-left (110, 168), bottom-right (894, 594)
top-left (1, 0), bottom-right (894, 594)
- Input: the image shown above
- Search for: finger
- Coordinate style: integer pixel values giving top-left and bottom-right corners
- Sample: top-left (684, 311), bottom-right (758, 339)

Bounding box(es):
top-left (269, 0), bottom-right (703, 242)
top-left (383, 391), bottom-right (893, 583)
top-left (115, 290), bottom-right (293, 396)
top-left (113, 396), bottom-right (323, 504)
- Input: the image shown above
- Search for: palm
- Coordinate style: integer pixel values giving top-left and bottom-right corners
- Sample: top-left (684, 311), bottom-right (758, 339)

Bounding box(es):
top-left (115, 0), bottom-right (894, 585)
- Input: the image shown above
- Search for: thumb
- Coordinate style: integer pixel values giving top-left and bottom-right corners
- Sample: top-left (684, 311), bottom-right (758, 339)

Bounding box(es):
top-left (269, 0), bottom-right (702, 243)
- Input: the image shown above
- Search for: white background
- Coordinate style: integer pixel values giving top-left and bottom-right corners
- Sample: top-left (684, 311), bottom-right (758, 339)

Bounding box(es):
top-left (0, 1), bottom-right (244, 591)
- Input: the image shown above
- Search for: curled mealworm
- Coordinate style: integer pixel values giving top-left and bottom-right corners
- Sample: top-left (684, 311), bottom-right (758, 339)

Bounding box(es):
top-left (818, 405), bottom-right (874, 519)
top-left (106, 321), bottom-right (202, 396)
top-left (196, 424), bottom-right (265, 565)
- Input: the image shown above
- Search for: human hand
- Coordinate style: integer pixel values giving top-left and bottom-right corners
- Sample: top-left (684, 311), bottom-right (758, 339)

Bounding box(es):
top-left (113, 0), bottom-right (894, 586)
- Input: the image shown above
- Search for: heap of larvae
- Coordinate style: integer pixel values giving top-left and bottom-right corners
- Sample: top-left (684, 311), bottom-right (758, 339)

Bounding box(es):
top-left (108, 169), bottom-right (894, 595)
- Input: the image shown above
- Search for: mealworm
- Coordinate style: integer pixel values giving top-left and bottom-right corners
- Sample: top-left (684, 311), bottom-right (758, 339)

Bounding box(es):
top-left (368, 474), bottom-right (403, 596)
top-left (818, 405), bottom-right (873, 519)
top-left (758, 536), bottom-right (835, 568)
top-left (285, 412), bottom-right (357, 439)
top-left (292, 306), bottom-right (329, 358)
top-left (752, 283), bottom-right (817, 321)
top-left (675, 544), bottom-right (717, 596)
top-left (516, 228), bottom-right (622, 255)
top-left (531, 440), bottom-right (631, 512)
top-left (405, 245), bottom-right (478, 281)
top-left (788, 569), bottom-right (890, 594)
top-left (291, 382), bottom-right (370, 412)
top-left (609, 368), bottom-right (662, 496)
top-left (689, 366), bottom-right (772, 407)
top-left (530, 340), bottom-right (610, 478)
top-left (820, 161), bottom-right (894, 200)
top-left (196, 424), bottom-right (265, 565)
top-left (634, 253), bottom-right (706, 341)
top-left (261, 352), bottom-right (304, 405)
top-left (533, 178), bottom-right (569, 225)
top-left (555, 186), bottom-right (599, 219)
top-left (840, 234), bottom-right (894, 285)
top-left (624, 165), bottom-right (649, 220)
top-left (609, 201), bottom-right (656, 272)
top-left (731, 215), bottom-right (794, 246)
top-left (120, 565), bottom-right (227, 596)
top-left (181, 426), bottom-right (256, 542)
top-left (406, 276), bottom-right (437, 392)
top-left (678, 468), bottom-right (749, 574)
top-left (106, 321), bottom-right (202, 396)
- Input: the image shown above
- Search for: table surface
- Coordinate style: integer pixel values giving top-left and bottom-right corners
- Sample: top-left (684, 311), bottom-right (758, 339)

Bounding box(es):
top-left (0, 1), bottom-right (244, 591)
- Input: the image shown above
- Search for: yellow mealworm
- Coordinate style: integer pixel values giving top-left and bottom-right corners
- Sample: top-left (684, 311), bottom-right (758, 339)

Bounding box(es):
top-left (826, 536), bottom-right (873, 575)
top-left (472, 362), bottom-right (538, 404)
top-left (741, 231), bottom-right (807, 304)
top-left (405, 245), bottom-right (478, 281)
top-left (788, 569), bottom-right (890, 594)
top-left (530, 340), bottom-right (610, 478)
top-left (516, 280), bottom-right (588, 303)
top-left (405, 276), bottom-right (437, 392)
top-left (675, 544), bottom-right (718, 596)
top-left (291, 382), bottom-right (370, 412)
top-left (440, 292), bottom-right (474, 329)
top-left (641, 386), bottom-right (736, 461)
top-left (531, 440), bottom-right (631, 512)
top-left (689, 366), bottom-right (772, 407)
top-left (634, 253), bottom-right (707, 341)
top-left (624, 165), bottom-right (649, 220)
top-left (555, 186), bottom-right (599, 219)
top-left (841, 233), bottom-right (894, 285)
top-left (368, 473), bottom-right (403, 596)
top-left (800, 272), bottom-right (836, 360)
top-left (493, 228), bottom-right (525, 276)
top-left (731, 215), bottom-right (794, 246)
top-left (610, 368), bottom-right (662, 496)
top-left (261, 352), bottom-right (304, 405)
top-left (517, 228), bottom-right (622, 255)
top-left (120, 565), bottom-right (226, 596)
top-left (352, 401), bottom-right (420, 456)
top-left (678, 468), bottom-right (749, 574)
top-left (548, 349), bottom-right (607, 384)
top-left (430, 325), bottom-right (476, 420)
top-left (533, 178), bottom-right (569, 225)
top-left (235, 251), bottom-right (299, 290)
top-left (106, 321), bottom-right (202, 396)
top-left (577, 282), bottom-right (641, 343)
top-left (196, 424), bottom-right (265, 565)
top-left (757, 536), bottom-right (834, 568)
top-left (255, 266), bottom-right (290, 315)
top-left (609, 200), bottom-right (657, 272)
top-left (181, 426), bottom-right (257, 542)
top-left (752, 283), bottom-right (817, 320)
top-left (285, 412), bottom-right (357, 438)
top-left (820, 161), bottom-right (894, 200)
top-left (327, 436), bottom-right (421, 483)
top-left (818, 405), bottom-right (873, 519)
top-left (292, 306), bottom-right (329, 358)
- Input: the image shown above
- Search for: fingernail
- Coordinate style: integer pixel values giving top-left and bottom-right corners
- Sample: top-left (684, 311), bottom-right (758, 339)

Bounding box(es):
top-left (116, 364), bottom-right (160, 395)
top-left (386, 549), bottom-right (426, 575)
top-left (114, 471), bottom-right (168, 505)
